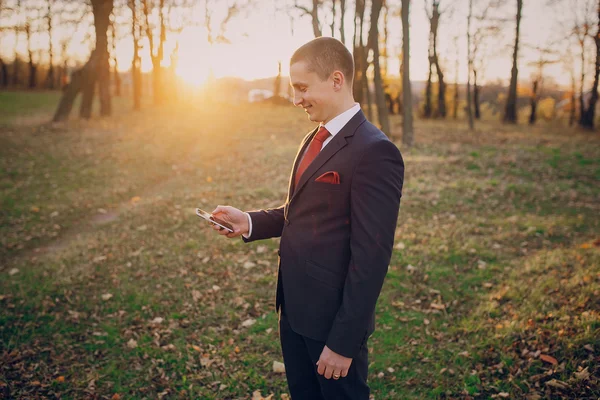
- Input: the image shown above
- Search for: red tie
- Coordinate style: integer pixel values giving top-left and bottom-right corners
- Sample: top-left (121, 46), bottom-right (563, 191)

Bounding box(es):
top-left (294, 126), bottom-right (330, 187)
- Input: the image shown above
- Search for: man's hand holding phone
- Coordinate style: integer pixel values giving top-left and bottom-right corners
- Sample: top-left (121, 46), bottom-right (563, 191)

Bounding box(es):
top-left (199, 205), bottom-right (249, 239)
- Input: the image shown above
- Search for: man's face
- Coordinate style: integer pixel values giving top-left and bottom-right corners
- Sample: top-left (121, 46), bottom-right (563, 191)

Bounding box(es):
top-left (290, 61), bottom-right (334, 124)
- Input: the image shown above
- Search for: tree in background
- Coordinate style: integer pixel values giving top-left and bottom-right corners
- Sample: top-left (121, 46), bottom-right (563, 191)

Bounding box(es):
top-left (424, 0), bottom-right (447, 118)
top-left (0, 0), bottom-right (6, 87)
top-left (24, 15), bottom-right (37, 89)
top-left (353, 0), bottom-right (372, 119)
top-left (466, 0), bottom-right (474, 130)
top-left (339, 0), bottom-right (346, 44)
top-left (401, 0), bottom-right (413, 146)
top-left (274, 61), bottom-right (282, 97)
top-left (44, 0), bottom-right (56, 89)
top-left (295, 0), bottom-right (322, 38)
top-left (471, 1), bottom-right (502, 120)
top-left (54, 0), bottom-right (114, 121)
top-left (527, 45), bottom-right (558, 125)
top-left (580, 0), bottom-right (600, 129)
top-left (129, 0), bottom-right (142, 110)
top-left (110, 13), bottom-right (121, 97)
top-left (12, 0), bottom-right (22, 86)
top-left (369, 0), bottom-right (390, 135)
top-left (142, 0), bottom-right (166, 105)
top-left (451, 34), bottom-right (459, 119)
top-left (503, 0), bottom-right (522, 124)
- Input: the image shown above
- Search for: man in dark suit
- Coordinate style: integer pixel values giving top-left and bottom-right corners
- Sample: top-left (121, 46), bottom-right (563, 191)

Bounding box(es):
top-left (209, 37), bottom-right (404, 399)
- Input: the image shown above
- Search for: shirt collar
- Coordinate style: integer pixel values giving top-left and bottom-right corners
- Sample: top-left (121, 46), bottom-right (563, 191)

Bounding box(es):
top-left (322, 103), bottom-right (361, 138)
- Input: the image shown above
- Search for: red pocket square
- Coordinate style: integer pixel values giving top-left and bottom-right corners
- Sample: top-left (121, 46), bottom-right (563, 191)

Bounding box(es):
top-left (315, 171), bottom-right (340, 184)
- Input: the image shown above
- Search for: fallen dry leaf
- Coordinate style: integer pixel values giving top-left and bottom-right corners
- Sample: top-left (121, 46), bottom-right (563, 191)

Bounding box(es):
top-left (573, 367), bottom-right (590, 381)
top-left (242, 318), bottom-right (256, 327)
top-left (540, 354), bottom-right (558, 366)
top-left (273, 361), bottom-right (285, 373)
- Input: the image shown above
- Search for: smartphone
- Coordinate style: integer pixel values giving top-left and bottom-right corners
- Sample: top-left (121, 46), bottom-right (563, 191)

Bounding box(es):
top-left (195, 208), bottom-right (234, 233)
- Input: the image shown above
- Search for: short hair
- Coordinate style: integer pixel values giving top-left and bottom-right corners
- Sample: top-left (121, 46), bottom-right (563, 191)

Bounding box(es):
top-left (290, 37), bottom-right (354, 86)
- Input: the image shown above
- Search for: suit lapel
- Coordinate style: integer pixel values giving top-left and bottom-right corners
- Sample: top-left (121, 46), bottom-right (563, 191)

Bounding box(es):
top-left (284, 127), bottom-right (319, 217)
top-left (288, 110), bottom-right (367, 206)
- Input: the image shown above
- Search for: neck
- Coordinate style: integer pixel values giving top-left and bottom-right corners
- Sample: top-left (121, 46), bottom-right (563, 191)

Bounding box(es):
top-left (323, 95), bottom-right (357, 125)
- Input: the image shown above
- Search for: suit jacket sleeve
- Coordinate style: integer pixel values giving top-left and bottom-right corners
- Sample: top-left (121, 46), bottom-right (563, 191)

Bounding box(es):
top-left (326, 139), bottom-right (404, 358)
top-left (242, 206), bottom-right (285, 243)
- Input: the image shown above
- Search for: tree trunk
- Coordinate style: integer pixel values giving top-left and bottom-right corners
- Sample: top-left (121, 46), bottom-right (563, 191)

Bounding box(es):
top-left (54, 51), bottom-right (98, 121)
top-left (25, 22), bottom-right (36, 89)
top-left (473, 68), bottom-right (480, 119)
top-left (130, 0), bottom-right (141, 110)
top-left (12, 1), bottom-right (20, 87)
top-left (401, 0), bottom-right (413, 147)
top-left (0, 58), bottom-right (7, 87)
top-left (274, 60), bottom-right (282, 97)
top-left (142, 0), bottom-right (165, 105)
top-left (155, 0), bottom-right (165, 105)
top-left (430, 1), bottom-right (446, 118)
top-left (330, 0), bottom-right (336, 37)
top-left (352, 4), bottom-right (360, 102)
top-left (339, 0), bottom-right (346, 44)
top-left (466, 0), bottom-right (474, 130)
top-left (45, 0), bottom-right (55, 89)
top-left (503, 0), bottom-right (522, 124)
top-left (424, 61), bottom-right (433, 118)
top-left (80, 73), bottom-right (96, 119)
top-left (529, 79), bottom-right (538, 125)
top-left (433, 53), bottom-right (446, 118)
top-left (111, 17), bottom-right (121, 96)
top-left (369, 0), bottom-right (390, 135)
top-left (569, 73), bottom-right (576, 126)
top-left (364, 57), bottom-right (373, 121)
top-left (92, 0), bottom-right (113, 116)
top-left (579, 38), bottom-right (586, 126)
top-left (581, 0), bottom-right (600, 130)
top-left (382, 1), bottom-right (388, 77)
top-left (453, 38), bottom-right (459, 119)
top-left (352, 0), bottom-right (365, 104)
top-left (311, 0), bottom-right (321, 37)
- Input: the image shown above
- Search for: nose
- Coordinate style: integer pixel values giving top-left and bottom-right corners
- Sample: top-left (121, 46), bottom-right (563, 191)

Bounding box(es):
top-left (293, 92), bottom-right (303, 107)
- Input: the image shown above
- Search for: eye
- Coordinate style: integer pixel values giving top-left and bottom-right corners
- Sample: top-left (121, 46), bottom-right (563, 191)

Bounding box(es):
top-left (300, 87), bottom-right (307, 93)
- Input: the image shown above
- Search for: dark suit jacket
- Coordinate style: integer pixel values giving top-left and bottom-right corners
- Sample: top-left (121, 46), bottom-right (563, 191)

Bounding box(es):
top-left (243, 110), bottom-right (404, 359)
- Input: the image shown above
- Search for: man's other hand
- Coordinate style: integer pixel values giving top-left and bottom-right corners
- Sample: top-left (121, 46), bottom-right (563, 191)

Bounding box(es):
top-left (210, 205), bottom-right (249, 239)
top-left (316, 345), bottom-right (353, 380)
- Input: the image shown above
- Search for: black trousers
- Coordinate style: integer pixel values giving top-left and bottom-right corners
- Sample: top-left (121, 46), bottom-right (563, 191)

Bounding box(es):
top-left (278, 306), bottom-right (370, 400)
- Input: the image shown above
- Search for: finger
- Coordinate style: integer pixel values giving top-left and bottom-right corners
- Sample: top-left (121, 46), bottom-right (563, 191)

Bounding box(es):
top-left (226, 230), bottom-right (241, 238)
top-left (212, 205), bottom-right (227, 215)
top-left (316, 360), bottom-right (325, 376)
top-left (341, 368), bottom-right (349, 378)
top-left (324, 365), bottom-right (334, 380)
top-left (332, 370), bottom-right (341, 380)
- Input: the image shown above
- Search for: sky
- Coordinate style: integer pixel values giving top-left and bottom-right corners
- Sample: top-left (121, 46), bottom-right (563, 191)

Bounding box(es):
top-left (0, 0), bottom-right (592, 88)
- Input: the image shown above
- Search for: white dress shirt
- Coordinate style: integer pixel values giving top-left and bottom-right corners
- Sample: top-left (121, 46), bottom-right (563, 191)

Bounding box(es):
top-left (243, 103), bottom-right (361, 239)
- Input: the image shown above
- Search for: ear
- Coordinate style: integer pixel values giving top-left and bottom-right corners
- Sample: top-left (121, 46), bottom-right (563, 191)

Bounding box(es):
top-left (332, 71), bottom-right (345, 91)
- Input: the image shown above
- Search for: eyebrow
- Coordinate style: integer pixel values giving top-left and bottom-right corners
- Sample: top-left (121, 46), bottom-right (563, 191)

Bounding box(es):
top-left (291, 81), bottom-right (308, 89)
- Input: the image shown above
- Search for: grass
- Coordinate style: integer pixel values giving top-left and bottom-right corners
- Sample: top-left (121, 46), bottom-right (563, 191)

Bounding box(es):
top-left (1, 92), bottom-right (599, 399)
